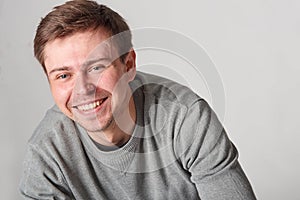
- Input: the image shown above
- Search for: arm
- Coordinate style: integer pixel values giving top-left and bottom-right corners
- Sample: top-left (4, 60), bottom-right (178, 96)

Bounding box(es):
top-left (177, 99), bottom-right (256, 200)
top-left (19, 144), bottom-right (74, 200)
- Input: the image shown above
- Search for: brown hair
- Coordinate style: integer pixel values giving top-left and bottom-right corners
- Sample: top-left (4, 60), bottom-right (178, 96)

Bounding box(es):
top-left (34, 0), bottom-right (132, 73)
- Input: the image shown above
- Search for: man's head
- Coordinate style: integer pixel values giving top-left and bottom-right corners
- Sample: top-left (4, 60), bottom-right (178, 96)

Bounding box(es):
top-left (34, 0), bottom-right (137, 138)
top-left (34, 0), bottom-right (133, 73)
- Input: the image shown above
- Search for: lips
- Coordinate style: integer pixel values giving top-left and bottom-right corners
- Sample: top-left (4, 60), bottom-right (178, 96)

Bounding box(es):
top-left (74, 97), bottom-right (108, 112)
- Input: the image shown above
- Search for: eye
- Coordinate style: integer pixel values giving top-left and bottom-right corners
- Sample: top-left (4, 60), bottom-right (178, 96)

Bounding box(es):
top-left (56, 73), bottom-right (70, 80)
top-left (88, 65), bottom-right (105, 73)
top-left (92, 66), bottom-right (101, 71)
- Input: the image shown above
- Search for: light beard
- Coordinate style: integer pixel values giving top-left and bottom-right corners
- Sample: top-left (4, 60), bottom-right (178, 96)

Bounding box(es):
top-left (73, 112), bottom-right (114, 134)
top-left (88, 116), bottom-right (114, 133)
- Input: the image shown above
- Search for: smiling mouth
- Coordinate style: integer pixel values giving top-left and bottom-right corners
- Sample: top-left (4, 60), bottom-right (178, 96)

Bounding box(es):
top-left (75, 97), bottom-right (108, 112)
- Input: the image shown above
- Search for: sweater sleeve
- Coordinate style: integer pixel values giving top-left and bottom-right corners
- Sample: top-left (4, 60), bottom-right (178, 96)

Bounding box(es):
top-left (176, 99), bottom-right (256, 200)
top-left (19, 143), bottom-right (74, 200)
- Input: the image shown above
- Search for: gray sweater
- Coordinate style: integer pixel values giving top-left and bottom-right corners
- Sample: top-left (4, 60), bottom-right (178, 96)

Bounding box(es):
top-left (19, 72), bottom-right (256, 199)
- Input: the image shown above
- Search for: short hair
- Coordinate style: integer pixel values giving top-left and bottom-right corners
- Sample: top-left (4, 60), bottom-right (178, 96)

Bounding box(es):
top-left (34, 0), bottom-right (132, 73)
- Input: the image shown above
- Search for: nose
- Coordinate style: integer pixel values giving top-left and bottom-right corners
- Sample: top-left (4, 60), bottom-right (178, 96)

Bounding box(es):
top-left (74, 73), bottom-right (96, 96)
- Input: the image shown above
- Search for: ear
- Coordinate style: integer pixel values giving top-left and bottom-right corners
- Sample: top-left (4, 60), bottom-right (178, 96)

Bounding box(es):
top-left (124, 49), bottom-right (136, 81)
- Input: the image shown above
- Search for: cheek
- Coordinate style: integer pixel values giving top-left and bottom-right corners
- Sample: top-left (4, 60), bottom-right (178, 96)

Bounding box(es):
top-left (107, 73), bottom-right (132, 105)
top-left (50, 84), bottom-right (73, 115)
top-left (98, 71), bottom-right (123, 93)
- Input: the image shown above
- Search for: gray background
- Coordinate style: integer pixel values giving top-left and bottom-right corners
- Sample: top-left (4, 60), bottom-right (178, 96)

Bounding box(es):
top-left (1, 0), bottom-right (299, 199)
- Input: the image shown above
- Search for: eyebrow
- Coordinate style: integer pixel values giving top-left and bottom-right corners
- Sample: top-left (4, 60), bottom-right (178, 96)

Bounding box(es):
top-left (48, 66), bottom-right (71, 76)
top-left (47, 58), bottom-right (113, 76)
top-left (82, 57), bottom-right (111, 68)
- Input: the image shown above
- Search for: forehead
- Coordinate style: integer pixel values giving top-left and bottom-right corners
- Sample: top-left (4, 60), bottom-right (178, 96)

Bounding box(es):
top-left (44, 30), bottom-right (119, 72)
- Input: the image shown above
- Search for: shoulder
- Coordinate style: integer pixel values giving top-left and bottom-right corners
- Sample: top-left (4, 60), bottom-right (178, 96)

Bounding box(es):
top-left (132, 72), bottom-right (213, 141)
top-left (133, 71), bottom-right (202, 108)
top-left (20, 106), bottom-right (77, 197)
top-left (28, 105), bottom-right (79, 152)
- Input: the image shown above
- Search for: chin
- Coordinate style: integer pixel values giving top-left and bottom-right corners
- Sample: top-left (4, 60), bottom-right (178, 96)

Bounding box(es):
top-left (78, 117), bottom-right (114, 133)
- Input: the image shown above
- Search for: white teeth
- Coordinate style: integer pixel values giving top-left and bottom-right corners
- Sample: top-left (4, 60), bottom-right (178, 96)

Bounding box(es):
top-left (77, 99), bottom-right (104, 111)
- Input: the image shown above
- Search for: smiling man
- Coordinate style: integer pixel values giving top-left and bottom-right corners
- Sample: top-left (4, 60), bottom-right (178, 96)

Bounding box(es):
top-left (44, 30), bottom-right (136, 146)
top-left (19, 0), bottom-right (256, 199)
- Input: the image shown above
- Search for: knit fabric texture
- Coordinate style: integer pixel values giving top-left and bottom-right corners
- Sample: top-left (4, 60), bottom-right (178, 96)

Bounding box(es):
top-left (19, 72), bottom-right (256, 200)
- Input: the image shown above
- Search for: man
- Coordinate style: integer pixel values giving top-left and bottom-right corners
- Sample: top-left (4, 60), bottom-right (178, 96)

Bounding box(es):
top-left (19, 0), bottom-right (256, 199)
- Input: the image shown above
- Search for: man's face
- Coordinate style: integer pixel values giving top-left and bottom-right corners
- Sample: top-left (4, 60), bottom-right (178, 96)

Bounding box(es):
top-left (44, 30), bottom-right (136, 133)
